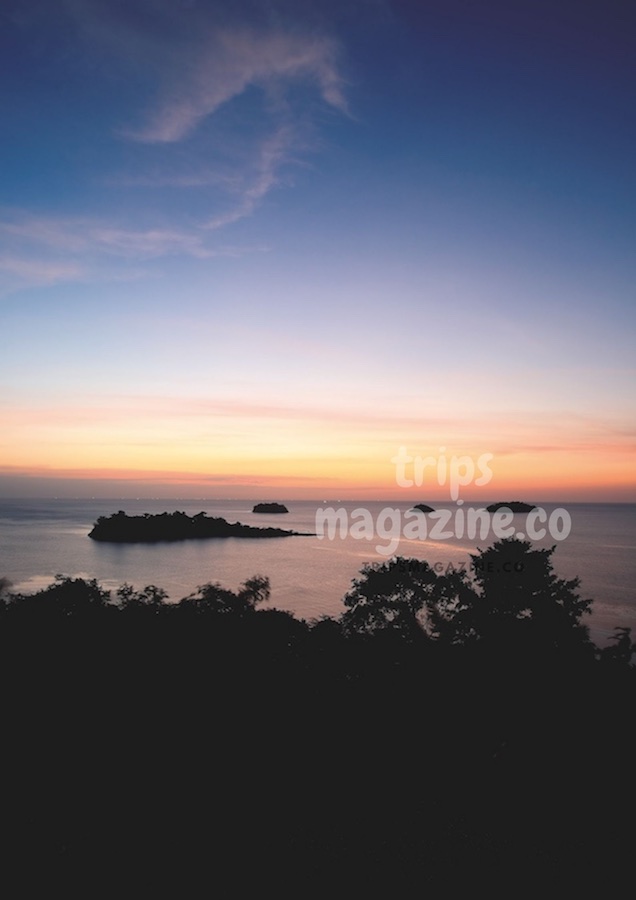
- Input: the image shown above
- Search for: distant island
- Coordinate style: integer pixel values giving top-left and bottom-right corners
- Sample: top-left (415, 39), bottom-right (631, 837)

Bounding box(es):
top-left (89, 510), bottom-right (307, 543)
top-left (252, 502), bottom-right (289, 514)
top-left (411, 503), bottom-right (435, 513)
top-left (486, 501), bottom-right (537, 513)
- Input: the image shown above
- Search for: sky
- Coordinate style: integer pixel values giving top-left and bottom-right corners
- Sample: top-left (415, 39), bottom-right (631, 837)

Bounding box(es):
top-left (0, 0), bottom-right (634, 501)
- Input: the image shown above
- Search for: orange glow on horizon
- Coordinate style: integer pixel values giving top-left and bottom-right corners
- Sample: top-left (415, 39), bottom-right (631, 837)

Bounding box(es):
top-left (1, 445), bottom-right (634, 503)
top-left (2, 393), bottom-right (634, 501)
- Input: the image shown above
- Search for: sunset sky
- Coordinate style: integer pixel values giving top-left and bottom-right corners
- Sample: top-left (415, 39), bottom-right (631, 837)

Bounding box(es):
top-left (1, 0), bottom-right (634, 500)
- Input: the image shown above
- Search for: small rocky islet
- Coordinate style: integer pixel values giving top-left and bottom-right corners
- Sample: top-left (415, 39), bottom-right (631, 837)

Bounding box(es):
top-left (486, 501), bottom-right (537, 513)
top-left (252, 502), bottom-right (289, 513)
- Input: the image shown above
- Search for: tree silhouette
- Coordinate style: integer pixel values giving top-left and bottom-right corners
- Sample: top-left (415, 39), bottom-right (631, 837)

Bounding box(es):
top-left (4, 574), bottom-right (111, 618)
top-left (600, 626), bottom-right (635, 666)
top-left (238, 575), bottom-right (271, 609)
top-left (427, 538), bottom-right (594, 654)
top-left (116, 583), bottom-right (169, 611)
top-left (340, 539), bottom-right (594, 657)
top-left (340, 557), bottom-right (441, 639)
top-left (178, 574), bottom-right (270, 617)
top-left (0, 550), bottom-right (634, 891)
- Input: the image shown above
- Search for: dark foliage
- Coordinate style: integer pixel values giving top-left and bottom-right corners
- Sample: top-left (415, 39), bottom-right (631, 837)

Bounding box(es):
top-left (0, 539), bottom-right (634, 892)
top-left (430, 538), bottom-right (594, 655)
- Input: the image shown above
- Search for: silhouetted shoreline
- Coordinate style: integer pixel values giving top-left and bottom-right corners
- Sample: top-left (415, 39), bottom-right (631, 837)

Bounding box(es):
top-left (88, 510), bottom-right (311, 542)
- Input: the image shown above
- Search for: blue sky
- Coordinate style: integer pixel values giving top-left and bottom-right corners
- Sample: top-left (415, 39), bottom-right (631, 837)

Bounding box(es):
top-left (1, 0), bottom-right (634, 499)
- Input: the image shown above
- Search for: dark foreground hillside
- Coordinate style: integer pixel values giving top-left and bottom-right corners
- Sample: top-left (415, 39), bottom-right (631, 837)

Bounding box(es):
top-left (0, 540), bottom-right (634, 894)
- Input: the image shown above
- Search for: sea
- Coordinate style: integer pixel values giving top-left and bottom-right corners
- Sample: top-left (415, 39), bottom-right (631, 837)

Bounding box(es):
top-left (1, 498), bottom-right (634, 646)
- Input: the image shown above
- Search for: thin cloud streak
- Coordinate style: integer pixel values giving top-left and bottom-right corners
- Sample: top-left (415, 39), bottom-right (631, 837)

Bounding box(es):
top-left (0, 256), bottom-right (84, 286)
top-left (0, 463), bottom-right (353, 487)
top-left (112, 17), bottom-right (348, 228)
top-left (1, 214), bottom-right (216, 260)
top-left (203, 125), bottom-right (295, 229)
top-left (4, 6), bottom-right (350, 284)
top-left (124, 28), bottom-right (347, 144)
top-left (0, 121), bottom-right (303, 276)
top-left (0, 211), bottom-right (269, 291)
top-left (4, 392), bottom-right (635, 454)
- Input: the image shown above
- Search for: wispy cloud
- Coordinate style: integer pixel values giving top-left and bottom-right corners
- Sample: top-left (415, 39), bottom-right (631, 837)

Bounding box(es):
top-left (63, 2), bottom-right (349, 224)
top-left (114, 22), bottom-right (348, 228)
top-left (2, 2), bottom-right (350, 292)
top-left (1, 213), bottom-right (212, 260)
top-left (203, 125), bottom-right (297, 229)
top-left (6, 390), bottom-right (635, 455)
top-left (0, 121), bottom-right (301, 279)
top-left (0, 209), bottom-right (271, 260)
top-left (0, 256), bottom-right (84, 286)
top-left (123, 28), bottom-right (346, 144)
top-left (0, 210), bottom-right (267, 293)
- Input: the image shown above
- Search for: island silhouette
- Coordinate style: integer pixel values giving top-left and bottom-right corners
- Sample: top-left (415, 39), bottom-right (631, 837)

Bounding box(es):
top-left (253, 502), bottom-right (289, 513)
top-left (88, 510), bottom-right (308, 542)
top-left (411, 503), bottom-right (435, 512)
top-left (486, 500), bottom-right (536, 512)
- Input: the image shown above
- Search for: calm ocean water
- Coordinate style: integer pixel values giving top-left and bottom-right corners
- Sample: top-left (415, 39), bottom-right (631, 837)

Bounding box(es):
top-left (1, 498), bottom-right (634, 645)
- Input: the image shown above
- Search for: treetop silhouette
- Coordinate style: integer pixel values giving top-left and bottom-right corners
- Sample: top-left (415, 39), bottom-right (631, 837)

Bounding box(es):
top-left (340, 538), bottom-right (594, 654)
